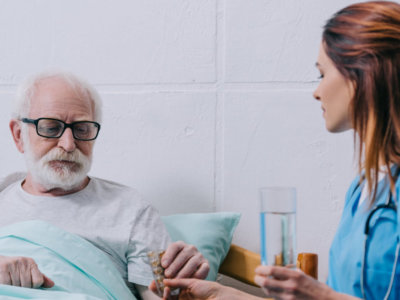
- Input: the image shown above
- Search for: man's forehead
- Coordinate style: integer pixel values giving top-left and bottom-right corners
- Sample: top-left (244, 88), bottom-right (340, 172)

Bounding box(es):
top-left (29, 78), bottom-right (94, 118)
top-left (34, 77), bottom-right (78, 96)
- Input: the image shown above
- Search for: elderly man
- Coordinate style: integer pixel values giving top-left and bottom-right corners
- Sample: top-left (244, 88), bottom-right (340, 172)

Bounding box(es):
top-left (0, 71), bottom-right (209, 299)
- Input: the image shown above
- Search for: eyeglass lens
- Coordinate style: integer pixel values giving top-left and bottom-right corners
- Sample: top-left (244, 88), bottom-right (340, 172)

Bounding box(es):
top-left (37, 119), bottom-right (98, 140)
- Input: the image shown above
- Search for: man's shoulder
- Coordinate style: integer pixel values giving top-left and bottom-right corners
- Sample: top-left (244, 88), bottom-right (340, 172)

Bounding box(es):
top-left (87, 176), bottom-right (150, 206)
top-left (89, 176), bottom-right (133, 190)
top-left (0, 172), bottom-right (25, 193)
top-left (89, 176), bottom-right (140, 196)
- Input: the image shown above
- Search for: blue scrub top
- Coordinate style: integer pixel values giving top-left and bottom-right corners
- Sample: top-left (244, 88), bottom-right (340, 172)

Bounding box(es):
top-left (327, 171), bottom-right (400, 299)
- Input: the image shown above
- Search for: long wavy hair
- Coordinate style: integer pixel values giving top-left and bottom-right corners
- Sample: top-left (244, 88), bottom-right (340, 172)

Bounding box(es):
top-left (323, 1), bottom-right (400, 204)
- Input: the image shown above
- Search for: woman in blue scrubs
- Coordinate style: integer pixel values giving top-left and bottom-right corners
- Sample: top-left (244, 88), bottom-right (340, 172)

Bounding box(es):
top-left (161, 1), bottom-right (400, 299)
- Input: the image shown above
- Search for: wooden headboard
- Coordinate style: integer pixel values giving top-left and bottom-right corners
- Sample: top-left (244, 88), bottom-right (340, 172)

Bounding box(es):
top-left (219, 244), bottom-right (318, 287)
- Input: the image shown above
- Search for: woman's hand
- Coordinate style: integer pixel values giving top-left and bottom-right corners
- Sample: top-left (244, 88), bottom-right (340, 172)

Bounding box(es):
top-left (163, 278), bottom-right (262, 300)
top-left (162, 278), bottom-right (222, 300)
top-left (254, 265), bottom-right (358, 300)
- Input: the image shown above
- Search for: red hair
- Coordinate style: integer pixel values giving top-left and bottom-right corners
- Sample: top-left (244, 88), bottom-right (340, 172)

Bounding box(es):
top-left (323, 1), bottom-right (400, 204)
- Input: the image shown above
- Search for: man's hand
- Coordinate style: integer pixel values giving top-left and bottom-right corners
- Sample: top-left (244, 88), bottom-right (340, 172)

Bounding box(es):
top-left (0, 255), bottom-right (54, 288)
top-left (161, 241), bottom-right (209, 279)
top-left (149, 241), bottom-right (209, 299)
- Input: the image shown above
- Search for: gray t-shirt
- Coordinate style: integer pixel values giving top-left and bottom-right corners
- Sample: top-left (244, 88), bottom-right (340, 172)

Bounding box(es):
top-left (0, 177), bottom-right (171, 286)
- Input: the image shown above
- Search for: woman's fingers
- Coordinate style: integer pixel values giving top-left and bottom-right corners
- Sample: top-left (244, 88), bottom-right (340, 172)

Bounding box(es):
top-left (255, 265), bottom-right (298, 280)
top-left (164, 278), bottom-right (193, 289)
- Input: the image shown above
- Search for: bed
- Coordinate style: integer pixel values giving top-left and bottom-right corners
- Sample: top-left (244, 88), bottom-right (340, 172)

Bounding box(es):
top-left (0, 173), bottom-right (318, 299)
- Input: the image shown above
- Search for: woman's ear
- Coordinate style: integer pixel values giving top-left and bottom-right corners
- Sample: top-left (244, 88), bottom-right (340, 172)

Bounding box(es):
top-left (10, 119), bottom-right (25, 153)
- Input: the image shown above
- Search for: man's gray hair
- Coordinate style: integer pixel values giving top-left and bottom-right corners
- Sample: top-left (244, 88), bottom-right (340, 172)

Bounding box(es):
top-left (12, 71), bottom-right (102, 122)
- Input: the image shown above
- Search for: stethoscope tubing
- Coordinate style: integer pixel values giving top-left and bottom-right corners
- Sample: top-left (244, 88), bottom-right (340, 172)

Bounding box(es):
top-left (364, 202), bottom-right (396, 235)
top-left (361, 190), bottom-right (399, 300)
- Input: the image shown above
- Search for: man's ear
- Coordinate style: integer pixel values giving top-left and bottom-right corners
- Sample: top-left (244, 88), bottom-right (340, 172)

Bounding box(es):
top-left (10, 119), bottom-right (25, 153)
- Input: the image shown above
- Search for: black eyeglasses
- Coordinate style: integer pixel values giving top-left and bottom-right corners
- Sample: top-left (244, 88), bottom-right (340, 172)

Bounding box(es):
top-left (21, 118), bottom-right (101, 141)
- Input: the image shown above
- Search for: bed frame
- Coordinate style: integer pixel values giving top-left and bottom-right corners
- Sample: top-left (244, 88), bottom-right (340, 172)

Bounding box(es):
top-left (219, 244), bottom-right (318, 286)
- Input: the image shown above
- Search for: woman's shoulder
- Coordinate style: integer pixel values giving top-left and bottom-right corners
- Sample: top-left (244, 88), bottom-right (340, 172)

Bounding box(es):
top-left (345, 174), bottom-right (362, 200)
top-left (341, 173), bottom-right (364, 209)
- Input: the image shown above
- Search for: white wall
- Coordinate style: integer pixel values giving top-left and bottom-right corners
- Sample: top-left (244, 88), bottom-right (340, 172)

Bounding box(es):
top-left (0, 0), bottom-right (361, 280)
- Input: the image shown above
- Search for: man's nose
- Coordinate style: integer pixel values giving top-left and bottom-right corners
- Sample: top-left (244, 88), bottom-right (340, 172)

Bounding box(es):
top-left (57, 128), bottom-right (76, 152)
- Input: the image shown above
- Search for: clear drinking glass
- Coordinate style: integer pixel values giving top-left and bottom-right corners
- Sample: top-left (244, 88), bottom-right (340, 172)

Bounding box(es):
top-left (259, 187), bottom-right (296, 266)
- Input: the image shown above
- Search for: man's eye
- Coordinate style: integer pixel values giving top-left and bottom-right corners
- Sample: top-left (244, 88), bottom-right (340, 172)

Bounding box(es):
top-left (318, 74), bottom-right (324, 79)
top-left (42, 126), bottom-right (61, 134)
top-left (75, 125), bottom-right (89, 133)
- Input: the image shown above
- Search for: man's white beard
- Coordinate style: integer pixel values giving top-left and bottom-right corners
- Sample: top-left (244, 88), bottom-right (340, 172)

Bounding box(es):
top-left (23, 137), bottom-right (92, 191)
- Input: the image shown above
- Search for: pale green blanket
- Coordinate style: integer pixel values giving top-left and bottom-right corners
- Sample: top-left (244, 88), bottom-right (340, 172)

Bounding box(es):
top-left (0, 221), bottom-right (134, 300)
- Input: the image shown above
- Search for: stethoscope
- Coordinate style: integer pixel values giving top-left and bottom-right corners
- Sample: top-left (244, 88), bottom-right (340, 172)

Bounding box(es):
top-left (360, 185), bottom-right (400, 300)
